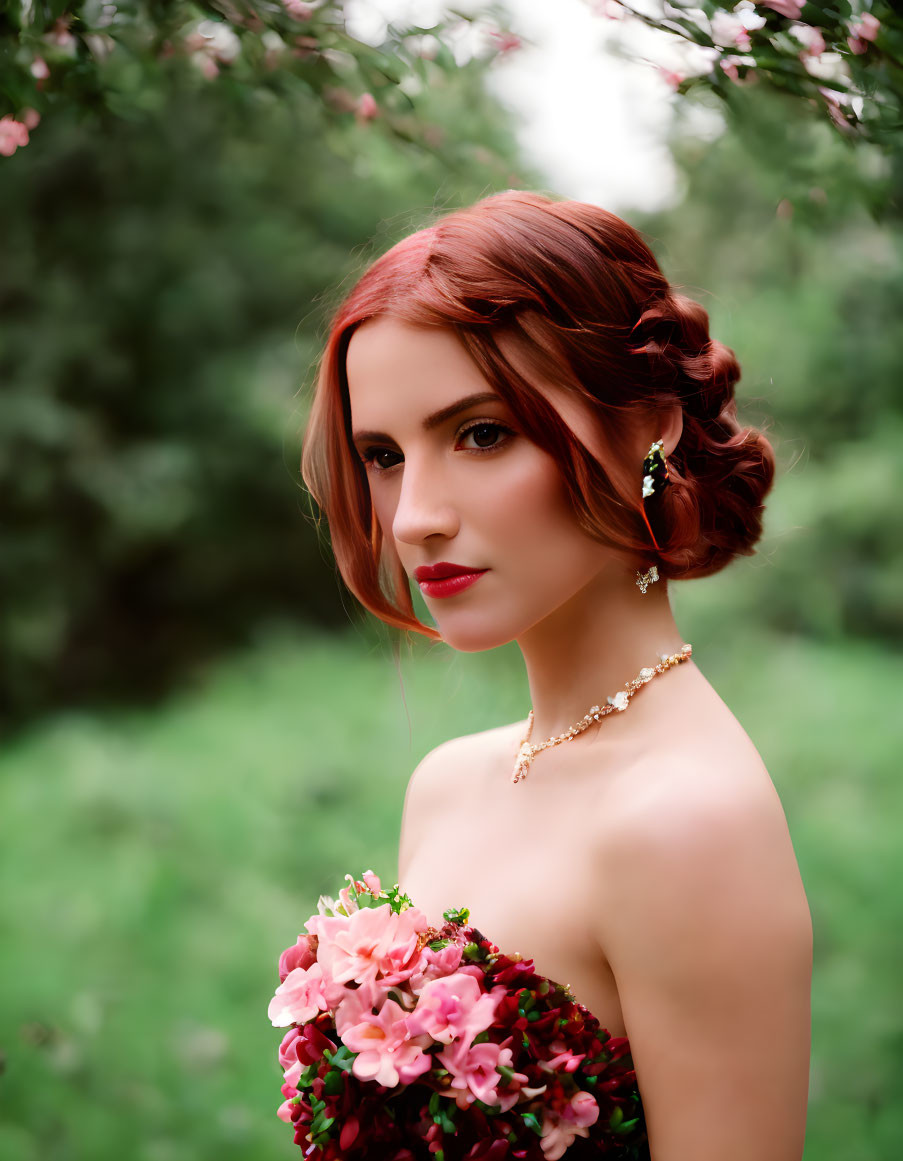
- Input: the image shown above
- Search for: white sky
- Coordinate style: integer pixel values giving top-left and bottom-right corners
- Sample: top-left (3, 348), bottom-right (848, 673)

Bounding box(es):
top-left (344, 0), bottom-right (726, 213)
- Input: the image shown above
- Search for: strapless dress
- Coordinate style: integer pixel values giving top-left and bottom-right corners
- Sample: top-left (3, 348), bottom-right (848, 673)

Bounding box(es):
top-left (424, 915), bottom-right (650, 1160)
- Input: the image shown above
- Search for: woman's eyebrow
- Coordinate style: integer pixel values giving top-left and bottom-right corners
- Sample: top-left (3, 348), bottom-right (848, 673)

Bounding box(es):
top-left (351, 391), bottom-right (503, 445)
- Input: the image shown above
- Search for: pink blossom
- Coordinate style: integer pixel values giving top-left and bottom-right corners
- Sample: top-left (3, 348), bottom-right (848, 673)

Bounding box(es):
top-left (0, 117), bottom-right (29, 158)
top-left (336, 982), bottom-right (433, 1087)
top-left (757, 0), bottom-right (805, 17)
top-left (276, 1098), bottom-right (296, 1122)
top-left (30, 57), bottom-right (49, 80)
top-left (268, 961), bottom-right (329, 1027)
top-left (361, 869), bottom-right (381, 896)
top-left (850, 13), bottom-right (880, 42)
top-left (278, 934), bottom-right (317, 982)
top-left (191, 51), bottom-right (219, 79)
top-left (591, 0), bottom-right (624, 18)
top-left (337, 883), bottom-right (357, 913)
top-left (278, 1026), bottom-right (308, 1087)
top-left (282, 0), bottom-right (314, 18)
top-left (791, 22), bottom-right (826, 57)
top-left (545, 1047), bottom-right (587, 1073)
top-left (847, 16), bottom-right (879, 55)
top-left (405, 972), bottom-right (504, 1046)
top-left (437, 1037), bottom-right (514, 1108)
top-left (818, 85), bottom-right (853, 131)
top-left (278, 1025), bottom-right (303, 1071)
top-left (21, 108), bottom-right (41, 130)
top-left (658, 67), bottom-right (685, 90)
top-left (720, 56), bottom-right (740, 81)
top-left (356, 92), bottom-right (378, 122)
top-left (45, 18), bottom-right (77, 51)
top-left (408, 939), bottom-right (464, 992)
top-left (710, 12), bottom-right (751, 49)
top-left (489, 29), bottom-right (522, 54)
top-left (540, 1089), bottom-right (600, 1160)
top-left (309, 902), bottom-right (429, 988)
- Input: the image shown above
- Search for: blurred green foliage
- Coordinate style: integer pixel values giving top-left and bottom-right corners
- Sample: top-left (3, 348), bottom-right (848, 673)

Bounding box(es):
top-left (0, 58), bottom-right (527, 724)
top-left (1, 0), bottom-right (517, 155)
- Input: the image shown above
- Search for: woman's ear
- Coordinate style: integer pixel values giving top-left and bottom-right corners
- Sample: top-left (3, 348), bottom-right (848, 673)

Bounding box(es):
top-left (660, 403), bottom-right (684, 459)
top-left (643, 403), bottom-right (683, 460)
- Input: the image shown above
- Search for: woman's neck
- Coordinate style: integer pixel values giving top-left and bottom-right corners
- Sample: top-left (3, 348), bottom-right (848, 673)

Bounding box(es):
top-left (515, 564), bottom-right (688, 741)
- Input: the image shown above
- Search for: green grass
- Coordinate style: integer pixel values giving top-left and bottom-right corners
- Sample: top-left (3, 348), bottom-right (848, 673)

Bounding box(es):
top-left (0, 618), bottom-right (900, 1161)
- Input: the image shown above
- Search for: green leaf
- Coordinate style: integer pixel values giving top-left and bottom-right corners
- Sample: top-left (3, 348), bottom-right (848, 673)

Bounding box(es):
top-left (442, 904), bottom-right (470, 925)
top-left (521, 1111), bottom-right (542, 1136)
top-left (323, 1069), bottom-right (344, 1095)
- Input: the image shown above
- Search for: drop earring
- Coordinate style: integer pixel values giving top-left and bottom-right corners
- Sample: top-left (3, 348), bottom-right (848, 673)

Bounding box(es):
top-left (635, 564), bottom-right (659, 594)
top-left (635, 437), bottom-right (670, 593)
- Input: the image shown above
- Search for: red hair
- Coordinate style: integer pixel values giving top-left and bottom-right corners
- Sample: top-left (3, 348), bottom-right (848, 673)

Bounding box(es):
top-left (301, 190), bottom-right (775, 639)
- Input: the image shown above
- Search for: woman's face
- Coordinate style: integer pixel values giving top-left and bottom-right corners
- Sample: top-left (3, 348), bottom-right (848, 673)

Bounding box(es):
top-left (345, 316), bottom-right (614, 652)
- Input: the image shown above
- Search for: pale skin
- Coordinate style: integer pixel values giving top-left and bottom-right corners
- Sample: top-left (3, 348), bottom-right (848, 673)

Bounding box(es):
top-left (345, 315), bottom-right (813, 1161)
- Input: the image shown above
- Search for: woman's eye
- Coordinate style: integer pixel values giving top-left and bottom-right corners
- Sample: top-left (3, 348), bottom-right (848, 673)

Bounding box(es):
top-left (457, 421), bottom-right (513, 451)
top-left (359, 420), bottom-right (513, 473)
top-left (360, 448), bottom-right (402, 471)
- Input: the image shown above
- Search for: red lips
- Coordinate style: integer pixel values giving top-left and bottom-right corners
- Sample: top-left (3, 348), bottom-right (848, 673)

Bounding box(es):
top-left (413, 561), bottom-right (485, 582)
top-left (413, 562), bottom-right (489, 599)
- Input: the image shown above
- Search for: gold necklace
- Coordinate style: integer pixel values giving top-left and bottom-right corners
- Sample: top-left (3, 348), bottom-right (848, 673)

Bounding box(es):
top-left (512, 644), bottom-right (693, 783)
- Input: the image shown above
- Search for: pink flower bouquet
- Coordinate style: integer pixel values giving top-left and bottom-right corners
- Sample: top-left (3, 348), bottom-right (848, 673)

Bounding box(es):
top-left (269, 871), bottom-right (647, 1160)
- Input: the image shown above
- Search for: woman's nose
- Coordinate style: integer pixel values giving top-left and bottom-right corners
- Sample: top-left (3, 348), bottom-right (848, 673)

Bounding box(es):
top-left (391, 456), bottom-right (460, 546)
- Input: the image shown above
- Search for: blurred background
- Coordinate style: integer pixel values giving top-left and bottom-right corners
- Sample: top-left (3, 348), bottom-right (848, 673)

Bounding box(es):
top-left (1, 0), bottom-right (901, 1158)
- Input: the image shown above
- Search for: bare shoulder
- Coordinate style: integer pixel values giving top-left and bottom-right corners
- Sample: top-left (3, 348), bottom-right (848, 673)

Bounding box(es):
top-left (396, 720), bottom-right (523, 881)
top-left (592, 734), bottom-right (813, 1160)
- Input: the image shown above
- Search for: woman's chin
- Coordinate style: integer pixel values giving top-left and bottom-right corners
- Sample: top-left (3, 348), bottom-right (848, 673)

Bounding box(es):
top-left (432, 617), bottom-right (516, 654)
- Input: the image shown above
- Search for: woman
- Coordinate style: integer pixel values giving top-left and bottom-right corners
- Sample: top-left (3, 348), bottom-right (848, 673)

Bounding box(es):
top-left (300, 190), bottom-right (813, 1160)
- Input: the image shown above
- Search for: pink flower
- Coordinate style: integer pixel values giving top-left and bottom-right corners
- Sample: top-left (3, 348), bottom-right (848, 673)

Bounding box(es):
top-left (309, 902), bottom-right (429, 988)
top-left (361, 869), bottom-right (381, 896)
top-left (30, 57), bottom-right (49, 80)
top-left (489, 29), bottom-right (522, 54)
top-left (0, 117), bottom-right (29, 157)
top-left (792, 22), bottom-right (826, 57)
top-left (720, 56), bottom-right (740, 81)
top-left (191, 51), bottom-right (219, 79)
top-left (336, 982), bottom-right (433, 1087)
top-left (278, 1025), bottom-right (304, 1070)
top-left (21, 108), bottom-right (41, 130)
top-left (851, 13), bottom-right (880, 42)
top-left (658, 67), bottom-right (685, 90)
top-left (405, 971), bottom-right (503, 1046)
top-left (437, 1037), bottom-right (513, 1108)
top-left (45, 18), bottom-right (77, 52)
top-left (276, 1098), bottom-right (296, 1122)
top-left (408, 939), bottom-right (464, 992)
top-left (278, 934), bottom-right (317, 982)
top-left (591, 0), bottom-right (624, 18)
top-left (545, 1047), bottom-right (587, 1073)
top-left (540, 1089), bottom-right (600, 1159)
top-left (710, 12), bottom-right (751, 49)
top-left (757, 0), bottom-right (805, 17)
top-left (818, 85), bottom-right (853, 131)
top-left (337, 884), bottom-right (357, 913)
top-left (355, 92), bottom-right (378, 122)
top-left (268, 961), bottom-right (329, 1027)
top-left (282, 0), bottom-right (314, 18)
top-left (848, 15), bottom-right (879, 54)
top-left (278, 1026), bottom-right (308, 1087)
